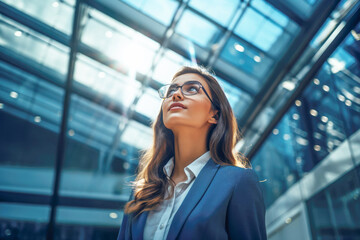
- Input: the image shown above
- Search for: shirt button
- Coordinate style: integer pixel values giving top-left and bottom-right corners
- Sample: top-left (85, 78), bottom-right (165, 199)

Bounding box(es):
top-left (159, 223), bottom-right (165, 229)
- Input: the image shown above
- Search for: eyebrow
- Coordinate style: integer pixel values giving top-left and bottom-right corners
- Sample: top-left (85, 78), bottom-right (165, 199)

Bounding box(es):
top-left (169, 80), bottom-right (200, 87)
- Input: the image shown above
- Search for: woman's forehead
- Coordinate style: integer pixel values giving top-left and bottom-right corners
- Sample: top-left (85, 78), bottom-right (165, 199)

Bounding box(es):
top-left (172, 73), bottom-right (207, 85)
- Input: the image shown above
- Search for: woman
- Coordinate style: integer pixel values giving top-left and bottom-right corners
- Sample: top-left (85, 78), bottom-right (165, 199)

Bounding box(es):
top-left (118, 66), bottom-right (267, 240)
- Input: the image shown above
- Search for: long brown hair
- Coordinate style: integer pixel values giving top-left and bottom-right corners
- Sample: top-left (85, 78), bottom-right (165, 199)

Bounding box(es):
top-left (124, 66), bottom-right (249, 217)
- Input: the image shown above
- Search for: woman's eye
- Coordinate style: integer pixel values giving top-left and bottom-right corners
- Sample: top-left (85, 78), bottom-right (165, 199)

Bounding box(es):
top-left (188, 86), bottom-right (198, 92)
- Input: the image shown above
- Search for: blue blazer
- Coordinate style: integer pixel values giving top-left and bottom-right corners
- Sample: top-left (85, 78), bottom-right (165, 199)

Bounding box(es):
top-left (117, 158), bottom-right (267, 240)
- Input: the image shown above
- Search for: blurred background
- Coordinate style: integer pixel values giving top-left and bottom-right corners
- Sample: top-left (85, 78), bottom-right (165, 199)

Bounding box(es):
top-left (0, 0), bottom-right (359, 239)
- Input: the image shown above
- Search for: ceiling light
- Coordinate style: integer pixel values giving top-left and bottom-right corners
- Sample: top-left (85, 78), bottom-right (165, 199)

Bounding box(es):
top-left (68, 129), bottom-right (75, 136)
top-left (123, 162), bottom-right (130, 170)
top-left (0, 103), bottom-right (3, 109)
top-left (10, 91), bottom-right (18, 98)
top-left (34, 116), bottom-right (41, 123)
top-left (313, 78), bottom-right (320, 85)
top-left (282, 81), bottom-right (295, 91)
top-left (322, 85), bottom-right (330, 92)
top-left (14, 31), bottom-right (22, 37)
top-left (109, 212), bottom-right (118, 219)
top-left (253, 56), bottom-right (261, 62)
top-left (234, 43), bottom-right (244, 52)
top-left (52, 1), bottom-right (59, 7)
top-left (321, 116), bottom-right (328, 123)
top-left (310, 109), bottom-right (318, 117)
top-left (105, 31), bottom-right (113, 38)
top-left (272, 129), bottom-right (279, 135)
top-left (345, 100), bottom-right (352, 106)
top-left (295, 100), bottom-right (301, 107)
top-left (292, 113), bottom-right (299, 120)
top-left (98, 72), bottom-right (106, 78)
top-left (314, 145), bottom-right (321, 151)
top-left (283, 134), bottom-right (290, 140)
top-left (328, 58), bottom-right (345, 73)
top-left (337, 94), bottom-right (345, 102)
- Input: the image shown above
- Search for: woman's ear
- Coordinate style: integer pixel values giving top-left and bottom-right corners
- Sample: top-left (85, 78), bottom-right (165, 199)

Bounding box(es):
top-left (208, 110), bottom-right (219, 124)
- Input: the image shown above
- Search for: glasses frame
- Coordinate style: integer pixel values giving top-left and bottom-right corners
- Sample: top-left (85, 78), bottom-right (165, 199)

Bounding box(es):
top-left (158, 80), bottom-right (214, 105)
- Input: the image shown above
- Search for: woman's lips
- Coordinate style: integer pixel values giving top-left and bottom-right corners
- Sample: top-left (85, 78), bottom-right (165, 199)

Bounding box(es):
top-left (169, 103), bottom-right (186, 111)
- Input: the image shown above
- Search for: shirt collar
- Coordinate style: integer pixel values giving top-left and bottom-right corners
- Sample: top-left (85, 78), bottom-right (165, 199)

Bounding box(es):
top-left (163, 151), bottom-right (211, 180)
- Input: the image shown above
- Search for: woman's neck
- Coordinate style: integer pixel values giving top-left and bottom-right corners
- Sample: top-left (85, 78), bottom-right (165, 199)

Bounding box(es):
top-left (171, 127), bottom-right (209, 180)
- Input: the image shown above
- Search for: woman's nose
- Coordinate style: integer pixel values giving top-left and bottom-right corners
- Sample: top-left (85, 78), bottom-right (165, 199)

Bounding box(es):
top-left (172, 87), bottom-right (184, 100)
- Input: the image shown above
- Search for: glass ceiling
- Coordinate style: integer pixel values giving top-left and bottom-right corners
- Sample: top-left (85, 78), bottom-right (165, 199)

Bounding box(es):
top-left (0, 0), bottom-right (331, 157)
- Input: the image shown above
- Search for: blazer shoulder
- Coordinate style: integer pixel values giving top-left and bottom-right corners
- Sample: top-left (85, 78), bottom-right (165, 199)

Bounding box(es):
top-left (218, 165), bottom-right (260, 185)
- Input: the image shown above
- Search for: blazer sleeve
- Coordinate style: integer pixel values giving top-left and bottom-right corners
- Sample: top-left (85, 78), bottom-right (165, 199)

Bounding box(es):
top-left (226, 169), bottom-right (267, 240)
top-left (117, 212), bottom-right (129, 240)
top-left (117, 191), bottom-right (134, 240)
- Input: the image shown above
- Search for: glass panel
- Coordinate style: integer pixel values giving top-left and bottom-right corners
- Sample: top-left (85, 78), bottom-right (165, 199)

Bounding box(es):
top-left (135, 88), bottom-right (162, 120)
top-left (121, 120), bottom-right (153, 151)
top-left (251, 107), bottom-right (302, 207)
top-left (235, 7), bottom-right (285, 52)
top-left (74, 54), bottom-right (141, 108)
top-left (251, 0), bottom-right (290, 27)
top-left (250, 21), bottom-right (360, 208)
top-left (0, 15), bottom-right (70, 75)
top-left (122, 0), bottom-right (179, 26)
top-left (152, 50), bottom-right (191, 84)
top-left (307, 166), bottom-right (360, 240)
top-left (59, 93), bottom-right (136, 198)
top-left (1, 0), bottom-right (74, 35)
top-left (175, 9), bottom-right (222, 48)
top-left (81, 9), bottom-right (159, 75)
top-left (0, 61), bottom-right (62, 193)
top-left (221, 36), bottom-right (273, 80)
top-left (189, 0), bottom-right (240, 26)
top-left (327, 23), bottom-right (360, 167)
top-left (217, 76), bottom-right (253, 119)
top-left (0, 203), bottom-right (50, 239)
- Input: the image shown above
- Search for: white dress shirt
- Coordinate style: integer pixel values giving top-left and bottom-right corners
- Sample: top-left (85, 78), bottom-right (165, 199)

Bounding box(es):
top-left (143, 151), bottom-right (211, 240)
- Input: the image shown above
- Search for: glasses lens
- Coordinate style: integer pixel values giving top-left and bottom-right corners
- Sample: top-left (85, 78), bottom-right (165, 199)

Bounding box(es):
top-left (182, 82), bottom-right (200, 95)
top-left (158, 86), bottom-right (167, 98)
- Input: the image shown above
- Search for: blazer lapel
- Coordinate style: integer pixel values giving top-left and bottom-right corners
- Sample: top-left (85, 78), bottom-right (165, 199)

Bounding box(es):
top-left (131, 211), bottom-right (149, 240)
top-left (166, 158), bottom-right (220, 240)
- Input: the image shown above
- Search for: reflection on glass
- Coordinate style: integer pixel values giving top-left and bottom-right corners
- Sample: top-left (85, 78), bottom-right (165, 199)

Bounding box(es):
top-left (0, 203), bottom-right (50, 239)
top-left (307, 167), bottom-right (360, 240)
top-left (250, 22), bottom-right (360, 208)
top-left (60, 93), bottom-right (136, 197)
top-left (0, 61), bottom-right (62, 193)
top-left (175, 9), bottom-right (222, 48)
top-left (81, 9), bottom-right (159, 75)
top-left (235, 7), bottom-right (284, 52)
top-left (74, 54), bottom-right (141, 108)
top-left (251, 109), bottom-right (302, 207)
top-left (152, 50), bottom-right (192, 84)
top-left (122, 0), bottom-right (179, 26)
top-left (221, 36), bottom-right (273, 80)
top-left (189, 0), bottom-right (240, 26)
top-left (135, 88), bottom-right (162, 120)
top-left (121, 120), bottom-right (153, 151)
top-left (0, 15), bottom-right (70, 75)
top-left (1, 0), bottom-right (74, 35)
top-left (217, 76), bottom-right (252, 119)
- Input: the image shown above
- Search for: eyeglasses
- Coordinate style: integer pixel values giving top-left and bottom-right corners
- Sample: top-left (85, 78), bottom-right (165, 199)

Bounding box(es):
top-left (158, 80), bottom-right (214, 105)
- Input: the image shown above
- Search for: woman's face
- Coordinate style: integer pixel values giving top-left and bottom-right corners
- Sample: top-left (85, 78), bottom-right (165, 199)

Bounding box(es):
top-left (162, 73), bottom-right (217, 131)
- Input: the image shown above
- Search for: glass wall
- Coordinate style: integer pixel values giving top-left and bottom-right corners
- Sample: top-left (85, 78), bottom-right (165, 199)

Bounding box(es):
top-left (252, 20), bottom-right (360, 238)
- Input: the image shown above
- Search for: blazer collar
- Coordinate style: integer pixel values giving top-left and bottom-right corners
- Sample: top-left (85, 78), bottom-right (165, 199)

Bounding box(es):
top-left (166, 158), bottom-right (220, 240)
top-left (130, 158), bottom-right (220, 240)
